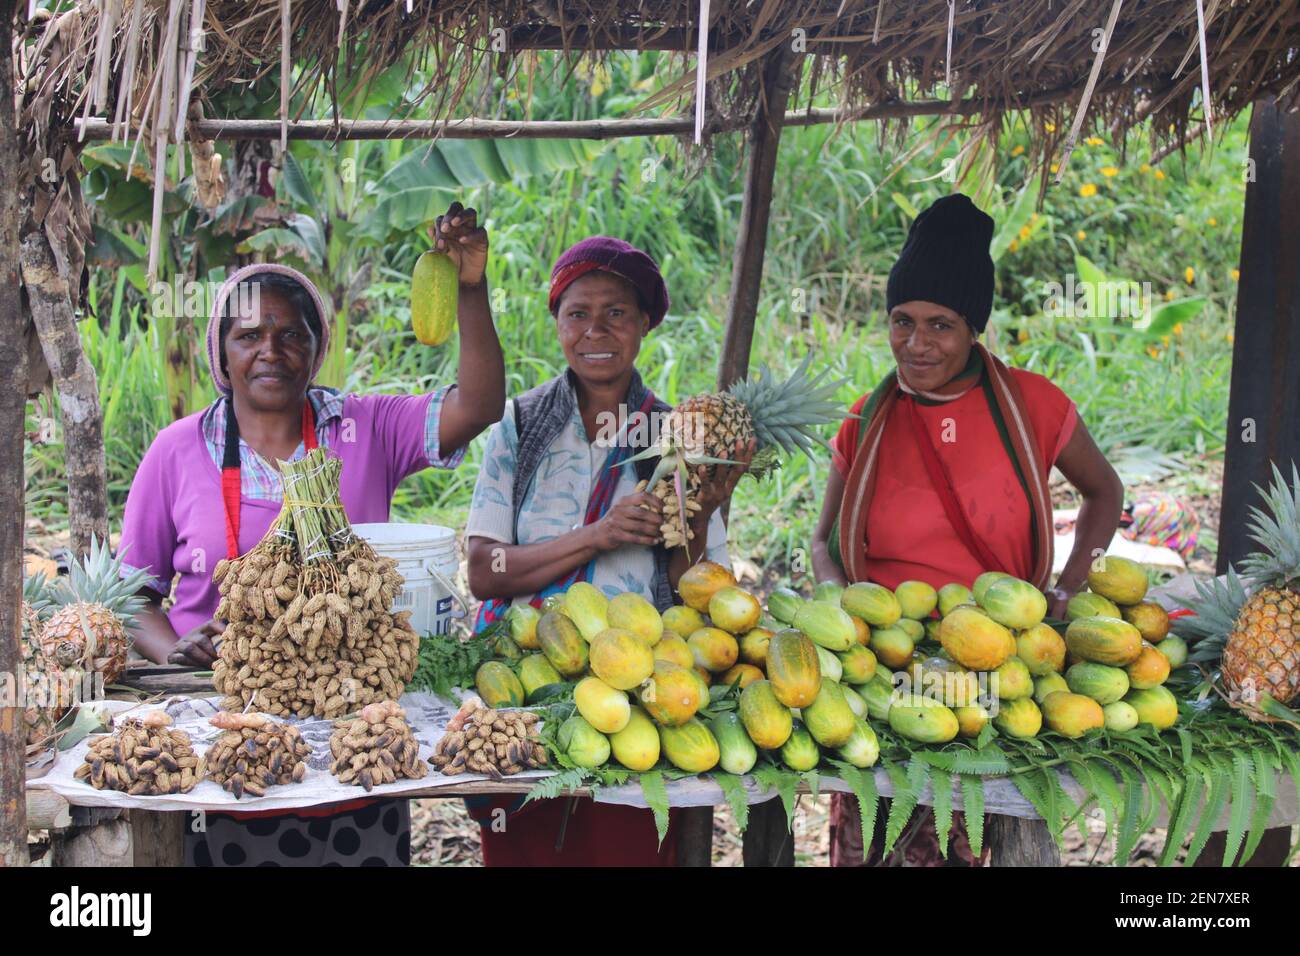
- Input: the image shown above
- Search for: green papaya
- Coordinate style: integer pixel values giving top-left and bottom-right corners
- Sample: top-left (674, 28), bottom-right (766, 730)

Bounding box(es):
top-left (1065, 661), bottom-right (1131, 705)
top-left (558, 715), bottom-right (610, 768)
top-left (837, 717), bottom-right (880, 768)
top-left (517, 654), bottom-right (563, 702)
top-left (767, 586), bottom-right (805, 625)
top-left (709, 712), bottom-right (758, 775)
top-left (538, 610), bottom-right (588, 677)
top-left (658, 717), bottom-right (721, 773)
top-left (475, 661), bottom-right (524, 708)
top-left (888, 696), bottom-right (959, 743)
top-left (780, 722), bottom-right (820, 771)
top-left (858, 671), bottom-right (896, 722)
top-left (802, 680), bottom-right (856, 747)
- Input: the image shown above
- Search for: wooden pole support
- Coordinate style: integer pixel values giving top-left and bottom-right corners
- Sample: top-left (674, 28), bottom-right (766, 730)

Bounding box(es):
top-left (742, 798), bottom-right (795, 867)
top-left (674, 806), bottom-right (714, 867)
top-left (129, 810), bottom-right (188, 867)
top-left (986, 815), bottom-right (1061, 867)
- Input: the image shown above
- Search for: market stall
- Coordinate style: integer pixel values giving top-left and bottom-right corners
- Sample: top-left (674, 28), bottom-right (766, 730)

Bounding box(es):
top-left (7, 1), bottom-right (1300, 868)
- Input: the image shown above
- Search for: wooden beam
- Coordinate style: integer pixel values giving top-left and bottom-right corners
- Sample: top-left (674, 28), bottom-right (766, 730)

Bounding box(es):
top-left (986, 815), bottom-right (1061, 866)
top-left (1219, 94), bottom-right (1300, 573)
top-left (0, 0), bottom-right (29, 869)
top-left (716, 45), bottom-right (798, 392)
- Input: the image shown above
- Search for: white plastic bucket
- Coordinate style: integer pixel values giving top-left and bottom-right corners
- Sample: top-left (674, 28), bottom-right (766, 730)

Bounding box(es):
top-left (351, 523), bottom-right (466, 636)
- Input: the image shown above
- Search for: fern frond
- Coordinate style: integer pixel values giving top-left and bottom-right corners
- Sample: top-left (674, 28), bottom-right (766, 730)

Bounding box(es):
top-left (931, 768), bottom-right (955, 859)
top-left (1184, 755), bottom-right (1231, 865)
top-left (639, 770), bottom-right (671, 847)
top-left (961, 775), bottom-right (985, 857)
top-left (714, 773), bottom-right (751, 833)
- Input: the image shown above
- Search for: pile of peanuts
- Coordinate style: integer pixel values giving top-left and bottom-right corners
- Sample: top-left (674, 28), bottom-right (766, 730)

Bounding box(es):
top-left (203, 711), bottom-right (313, 798)
top-left (74, 711), bottom-right (202, 795)
top-left (328, 700), bottom-right (428, 792)
top-left (430, 697), bottom-right (546, 778)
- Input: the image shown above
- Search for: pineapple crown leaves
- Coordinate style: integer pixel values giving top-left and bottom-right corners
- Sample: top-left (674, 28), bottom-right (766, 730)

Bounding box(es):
top-left (1239, 461), bottom-right (1300, 588)
top-left (52, 535), bottom-right (151, 628)
top-left (22, 572), bottom-right (55, 619)
top-left (1176, 566), bottom-right (1249, 657)
top-left (727, 353), bottom-right (847, 457)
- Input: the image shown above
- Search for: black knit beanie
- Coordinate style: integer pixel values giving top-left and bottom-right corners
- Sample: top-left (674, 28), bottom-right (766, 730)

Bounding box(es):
top-left (885, 193), bottom-right (995, 333)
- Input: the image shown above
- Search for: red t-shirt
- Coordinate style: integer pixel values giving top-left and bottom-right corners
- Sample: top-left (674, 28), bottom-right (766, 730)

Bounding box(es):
top-left (831, 368), bottom-right (1077, 591)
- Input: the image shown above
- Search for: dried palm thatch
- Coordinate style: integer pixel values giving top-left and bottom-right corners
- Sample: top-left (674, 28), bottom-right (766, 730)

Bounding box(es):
top-left (14, 0), bottom-right (1300, 281)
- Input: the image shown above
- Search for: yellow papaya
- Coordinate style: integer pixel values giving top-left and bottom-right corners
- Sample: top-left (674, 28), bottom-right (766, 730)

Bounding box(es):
top-left (640, 661), bottom-right (702, 727)
top-left (709, 586), bottom-right (762, 635)
top-left (574, 675), bottom-right (631, 734)
top-left (610, 707), bottom-right (660, 771)
top-left (677, 561), bottom-right (737, 613)
top-left (837, 644), bottom-right (878, 684)
top-left (653, 634), bottom-right (695, 670)
top-left (1125, 643), bottom-right (1171, 689)
top-left (658, 717), bottom-right (720, 773)
top-left (993, 697), bottom-right (1042, 738)
top-left (410, 250), bottom-right (458, 346)
top-left (1033, 672), bottom-right (1070, 704)
top-left (1124, 685), bottom-right (1179, 729)
top-left (869, 625), bottom-right (915, 669)
top-left (688, 627), bottom-right (740, 673)
top-left (590, 627), bottom-right (655, 690)
top-left (1122, 601), bottom-right (1171, 643)
top-left (1016, 623), bottom-right (1067, 676)
top-left (1040, 691), bottom-right (1104, 738)
top-left (937, 582), bottom-right (975, 616)
top-left (739, 627), bottom-right (773, 668)
top-left (607, 592), bottom-right (663, 646)
top-left (894, 580), bottom-right (939, 620)
top-left (765, 629), bottom-right (822, 708)
top-left (1087, 554), bottom-right (1149, 605)
top-left (719, 663), bottom-right (764, 689)
top-left (739, 679), bottom-right (794, 749)
top-left (955, 704), bottom-right (990, 738)
top-left (661, 605), bottom-right (705, 639)
top-left (993, 656), bottom-right (1034, 701)
top-left (1102, 701), bottom-right (1139, 732)
top-left (564, 582), bottom-right (609, 642)
top-left (939, 606), bottom-right (1013, 671)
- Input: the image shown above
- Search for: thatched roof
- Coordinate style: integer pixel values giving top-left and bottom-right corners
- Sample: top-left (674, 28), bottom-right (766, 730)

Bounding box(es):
top-left (14, 0), bottom-right (1300, 286)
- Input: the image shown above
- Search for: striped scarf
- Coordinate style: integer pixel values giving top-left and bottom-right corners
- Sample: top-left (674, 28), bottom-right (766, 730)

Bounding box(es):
top-left (832, 343), bottom-right (1054, 588)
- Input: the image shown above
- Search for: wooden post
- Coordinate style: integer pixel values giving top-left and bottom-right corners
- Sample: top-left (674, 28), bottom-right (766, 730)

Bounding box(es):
top-left (987, 815), bottom-right (1061, 866)
top-left (715, 44), bottom-right (799, 392)
top-left (129, 810), bottom-right (187, 866)
top-left (742, 799), bottom-right (795, 867)
top-left (1219, 94), bottom-right (1300, 569)
top-left (0, 0), bottom-right (30, 869)
top-left (674, 806), bottom-right (713, 866)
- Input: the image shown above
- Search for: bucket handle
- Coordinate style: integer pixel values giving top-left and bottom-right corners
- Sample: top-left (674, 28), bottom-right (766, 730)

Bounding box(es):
top-left (424, 559), bottom-right (470, 620)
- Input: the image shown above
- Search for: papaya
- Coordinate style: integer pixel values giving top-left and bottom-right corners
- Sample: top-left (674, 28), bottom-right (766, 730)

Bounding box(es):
top-left (1156, 634), bottom-right (1188, 669)
top-left (557, 715), bottom-right (610, 768)
top-left (517, 654), bottom-right (564, 702)
top-left (710, 712), bottom-right (758, 775)
top-left (677, 560), bottom-right (737, 613)
top-left (1065, 616), bottom-right (1144, 666)
top-left (640, 661), bottom-right (703, 727)
top-left (837, 644), bottom-right (879, 684)
top-left (907, 657), bottom-right (979, 707)
top-left (709, 586), bottom-right (762, 635)
top-left (564, 582), bottom-right (610, 642)
top-left (955, 704), bottom-right (990, 738)
top-left (508, 605), bottom-right (541, 650)
top-left (661, 605), bottom-right (705, 639)
top-left (979, 577), bottom-right (1048, 630)
top-left (802, 680), bottom-right (857, 747)
top-left (869, 625), bottom-right (915, 669)
top-left (767, 587), bottom-right (805, 625)
top-left (972, 571), bottom-right (1014, 606)
top-left (850, 615), bottom-right (872, 646)
top-left (475, 661), bottom-right (525, 708)
top-left (1124, 685), bottom-right (1179, 729)
top-left (896, 618), bottom-right (926, 643)
top-left (993, 697), bottom-right (1043, 739)
top-left (1125, 643), bottom-right (1171, 689)
top-left (490, 632), bottom-right (523, 663)
top-left (688, 627), bottom-right (740, 673)
top-left (814, 581), bottom-right (845, 604)
top-left (589, 627), bottom-right (655, 690)
top-left (410, 250), bottom-right (459, 346)
top-left (924, 618), bottom-right (943, 643)
top-left (766, 629), bottom-right (822, 708)
top-left (1102, 701), bottom-right (1139, 732)
top-left (841, 684), bottom-right (868, 719)
top-left (653, 634), bottom-right (695, 669)
top-left (1040, 692), bottom-right (1105, 738)
top-left (794, 601), bottom-right (857, 651)
top-left (937, 582), bottom-right (975, 616)
top-left (1065, 661), bottom-right (1131, 704)
top-left (1067, 591), bottom-right (1121, 621)
top-left (658, 717), bottom-right (720, 773)
top-left (739, 680), bottom-right (794, 749)
top-left (693, 666), bottom-right (712, 689)
top-left (889, 696), bottom-right (960, 743)
top-left (841, 582), bottom-right (902, 627)
top-left (939, 606), bottom-right (1014, 671)
top-left (1033, 672), bottom-right (1070, 704)
top-left (814, 644), bottom-right (844, 684)
top-left (895, 580), bottom-right (939, 620)
top-left (1122, 601), bottom-right (1171, 643)
top-left (837, 718), bottom-right (880, 768)
top-left (739, 627), bottom-right (773, 668)
top-left (540, 594), bottom-right (566, 615)
top-left (994, 656), bottom-right (1034, 701)
top-left (538, 610), bottom-right (588, 677)
top-left (780, 722), bottom-right (821, 771)
top-left (1087, 554), bottom-right (1149, 605)
top-left (610, 707), bottom-right (661, 771)
top-left (1016, 623), bottom-right (1067, 676)
top-left (858, 672), bottom-right (896, 722)
top-left (574, 675), bottom-right (631, 734)
top-left (607, 592), bottom-right (663, 646)
top-left (719, 663), bottom-right (764, 690)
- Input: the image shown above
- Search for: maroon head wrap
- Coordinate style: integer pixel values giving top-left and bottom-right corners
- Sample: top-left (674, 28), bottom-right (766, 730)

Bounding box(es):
top-left (548, 236), bottom-right (670, 328)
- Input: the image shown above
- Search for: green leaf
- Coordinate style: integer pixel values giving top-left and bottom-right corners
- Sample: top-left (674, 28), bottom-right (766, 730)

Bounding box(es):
top-left (1184, 757), bottom-right (1231, 866)
top-left (522, 767), bottom-right (590, 805)
top-left (639, 770), bottom-right (671, 847)
top-left (802, 770), bottom-right (821, 800)
top-left (827, 760), bottom-right (878, 862)
top-left (1160, 770), bottom-right (1205, 867)
top-left (891, 191), bottom-right (919, 220)
top-left (1114, 763), bottom-right (1145, 865)
top-left (282, 149), bottom-right (320, 210)
top-left (921, 747), bottom-right (1010, 775)
top-left (1221, 751), bottom-right (1254, 866)
top-left (752, 763), bottom-right (799, 830)
top-left (931, 768), bottom-right (955, 859)
top-left (882, 761), bottom-right (921, 857)
top-left (1074, 252), bottom-right (1108, 290)
top-left (1240, 749), bottom-right (1276, 865)
top-left (714, 773), bottom-right (751, 833)
top-left (1141, 296), bottom-right (1206, 337)
top-left (961, 775), bottom-right (985, 857)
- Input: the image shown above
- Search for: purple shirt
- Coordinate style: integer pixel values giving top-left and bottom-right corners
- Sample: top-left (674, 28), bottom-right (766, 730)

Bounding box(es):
top-left (119, 390), bottom-right (464, 637)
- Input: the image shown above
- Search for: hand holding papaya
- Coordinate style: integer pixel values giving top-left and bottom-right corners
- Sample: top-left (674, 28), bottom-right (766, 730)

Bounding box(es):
top-left (429, 201), bottom-right (488, 287)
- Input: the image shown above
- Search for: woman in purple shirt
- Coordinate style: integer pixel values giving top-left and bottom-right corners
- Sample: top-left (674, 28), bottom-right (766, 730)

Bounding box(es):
top-left (117, 204), bottom-right (502, 866)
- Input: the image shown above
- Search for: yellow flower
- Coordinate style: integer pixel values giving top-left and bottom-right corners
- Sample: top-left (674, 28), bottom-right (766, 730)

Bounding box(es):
top-left (1161, 335), bottom-right (1170, 347)
top-left (1079, 183), bottom-right (1098, 197)
top-left (1008, 239), bottom-right (1020, 252)
top-left (1101, 166), bottom-right (1119, 177)
top-left (1085, 136), bottom-right (1104, 146)
top-left (1045, 121), bottom-right (1056, 133)
top-left (1147, 346), bottom-right (1161, 359)
top-left (1231, 268), bottom-right (1240, 281)
top-left (1011, 144), bottom-right (1025, 157)
top-left (1206, 217), bottom-right (1217, 226)
top-left (1017, 328), bottom-right (1029, 343)
top-left (1184, 267), bottom-right (1195, 284)
top-left (1050, 163), bottom-right (1060, 174)
top-left (1227, 331), bottom-right (1235, 344)
top-left (1139, 163), bottom-right (1152, 173)
top-left (1164, 289), bottom-right (1176, 301)
top-left (1076, 230), bottom-right (1087, 241)
top-left (1172, 323), bottom-right (1184, 336)
top-left (1154, 169), bottom-right (1165, 180)
top-left (1030, 212), bottom-right (1039, 221)
top-left (1018, 224), bottom-right (1032, 241)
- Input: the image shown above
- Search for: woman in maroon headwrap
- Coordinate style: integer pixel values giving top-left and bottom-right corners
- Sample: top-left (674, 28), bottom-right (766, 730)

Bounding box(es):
top-left (462, 236), bottom-right (753, 865)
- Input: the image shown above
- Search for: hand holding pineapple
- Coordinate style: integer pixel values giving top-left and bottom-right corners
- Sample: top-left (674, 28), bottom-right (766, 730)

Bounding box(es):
top-left (690, 437), bottom-right (756, 515)
top-left (428, 201), bottom-right (488, 287)
top-left (591, 492), bottom-right (666, 552)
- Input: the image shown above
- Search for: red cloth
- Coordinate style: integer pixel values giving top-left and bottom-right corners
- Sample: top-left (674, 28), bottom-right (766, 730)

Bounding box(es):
top-left (830, 368), bottom-right (1077, 591)
top-left (472, 796), bottom-right (680, 867)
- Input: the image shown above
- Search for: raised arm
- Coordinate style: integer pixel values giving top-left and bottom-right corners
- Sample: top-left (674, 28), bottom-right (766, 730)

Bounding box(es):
top-left (812, 466), bottom-right (849, 586)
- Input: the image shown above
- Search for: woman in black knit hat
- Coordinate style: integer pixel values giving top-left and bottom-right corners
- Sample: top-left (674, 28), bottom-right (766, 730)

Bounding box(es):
top-left (811, 193), bottom-right (1123, 866)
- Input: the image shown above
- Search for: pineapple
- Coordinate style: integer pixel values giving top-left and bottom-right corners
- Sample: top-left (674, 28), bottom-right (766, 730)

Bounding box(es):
top-left (39, 536), bottom-right (151, 687)
top-left (1220, 464), bottom-right (1300, 716)
top-left (21, 573), bottom-right (67, 749)
top-left (630, 354), bottom-right (844, 548)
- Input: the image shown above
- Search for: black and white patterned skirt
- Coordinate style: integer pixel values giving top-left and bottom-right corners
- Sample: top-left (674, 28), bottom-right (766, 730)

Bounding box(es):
top-left (185, 799), bottom-right (411, 867)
